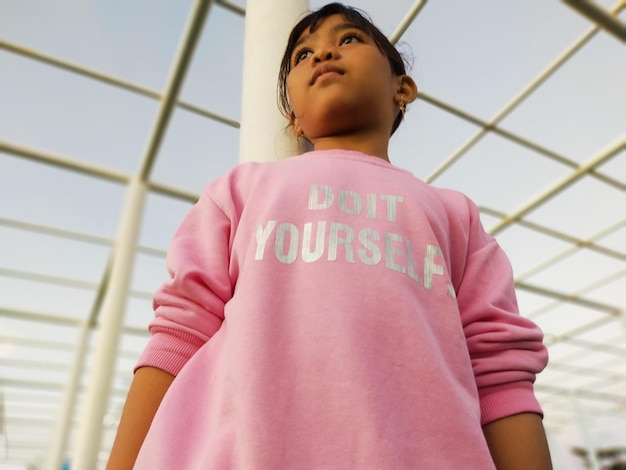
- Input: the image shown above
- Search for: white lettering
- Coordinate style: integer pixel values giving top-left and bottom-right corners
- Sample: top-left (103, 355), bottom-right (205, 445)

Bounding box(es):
top-left (255, 220), bottom-right (277, 260)
top-left (254, 217), bottom-right (452, 299)
top-left (357, 228), bottom-right (381, 265)
top-left (384, 232), bottom-right (405, 273)
top-left (380, 195), bottom-right (404, 222)
top-left (447, 285), bottom-right (457, 298)
top-left (424, 244), bottom-right (444, 290)
top-left (328, 222), bottom-right (355, 262)
top-left (308, 185), bottom-right (333, 210)
top-left (338, 190), bottom-right (362, 216)
top-left (404, 238), bottom-right (422, 284)
top-left (366, 194), bottom-right (376, 219)
top-left (308, 185), bottom-right (403, 224)
top-left (275, 223), bottom-right (299, 264)
top-left (302, 221), bottom-right (326, 263)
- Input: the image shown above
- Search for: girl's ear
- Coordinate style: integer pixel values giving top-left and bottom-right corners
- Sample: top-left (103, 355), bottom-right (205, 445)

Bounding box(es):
top-left (290, 112), bottom-right (304, 137)
top-left (396, 75), bottom-right (418, 105)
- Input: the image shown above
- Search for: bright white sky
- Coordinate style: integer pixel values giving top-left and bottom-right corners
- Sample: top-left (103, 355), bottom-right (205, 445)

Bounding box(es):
top-left (1, 1), bottom-right (625, 469)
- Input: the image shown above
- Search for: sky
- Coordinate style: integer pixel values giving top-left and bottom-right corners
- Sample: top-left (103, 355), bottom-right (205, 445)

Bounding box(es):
top-left (1, 1), bottom-right (625, 469)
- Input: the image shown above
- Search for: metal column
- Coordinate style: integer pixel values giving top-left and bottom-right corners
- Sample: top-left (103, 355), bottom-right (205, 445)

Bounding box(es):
top-left (70, 177), bottom-right (147, 470)
top-left (44, 252), bottom-right (115, 470)
top-left (239, 0), bottom-right (310, 163)
top-left (71, 1), bottom-right (213, 468)
top-left (571, 392), bottom-right (600, 470)
top-left (44, 321), bottom-right (91, 470)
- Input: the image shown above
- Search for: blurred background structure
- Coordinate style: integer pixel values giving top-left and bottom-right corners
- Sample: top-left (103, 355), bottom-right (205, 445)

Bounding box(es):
top-left (0, 1), bottom-right (625, 469)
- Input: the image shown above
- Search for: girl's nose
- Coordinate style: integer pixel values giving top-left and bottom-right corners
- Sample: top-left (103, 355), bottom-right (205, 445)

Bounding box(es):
top-left (313, 46), bottom-right (337, 62)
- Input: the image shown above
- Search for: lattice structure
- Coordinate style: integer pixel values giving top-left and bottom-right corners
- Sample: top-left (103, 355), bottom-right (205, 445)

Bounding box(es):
top-left (0, 1), bottom-right (624, 469)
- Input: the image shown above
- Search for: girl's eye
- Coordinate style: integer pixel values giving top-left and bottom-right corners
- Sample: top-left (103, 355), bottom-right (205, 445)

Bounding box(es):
top-left (293, 48), bottom-right (312, 65)
top-left (340, 33), bottom-right (361, 45)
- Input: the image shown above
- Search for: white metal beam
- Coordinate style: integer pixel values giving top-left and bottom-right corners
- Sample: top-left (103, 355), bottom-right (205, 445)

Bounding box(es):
top-left (389, 0), bottom-right (428, 44)
top-left (0, 41), bottom-right (239, 128)
top-left (488, 137), bottom-right (625, 235)
top-left (563, 0), bottom-right (626, 41)
top-left (425, 21), bottom-right (602, 183)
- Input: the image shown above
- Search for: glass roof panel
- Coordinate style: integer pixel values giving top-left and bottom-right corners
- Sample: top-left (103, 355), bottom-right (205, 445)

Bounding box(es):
top-left (524, 247), bottom-right (624, 294)
top-left (0, 0), bottom-right (189, 89)
top-left (130, 253), bottom-right (169, 295)
top-left (576, 318), bottom-right (626, 343)
top-left (499, 29), bottom-right (626, 163)
top-left (389, 99), bottom-right (481, 178)
top-left (597, 149), bottom-right (625, 185)
top-left (430, 133), bottom-right (571, 214)
top-left (0, 155), bottom-right (125, 236)
top-left (595, 221), bottom-right (626, 253)
top-left (1, 227), bottom-right (110, 283)
top-left (495, 225), bottom-right (573, 278)
top-left (0, 53), bottom-right (158, 173)
top-left (149, 109), bottom-right (240, 192)
top-left (1, 278), bottom-right (95, 320)
top-left (581, 273), bottom-right (626, 306)
top-left (398, 0), bottom-right (594, 120)
top-left (524, 175), bottom-right (626, 240)
top-left (124, 297), bottom-right (157, 330)
top-left (180, 6), bottom-right (245, 120)
top-left (532, 304), bottom-right (609, 337)
top-left (138, 193), bottom-right (195, 249)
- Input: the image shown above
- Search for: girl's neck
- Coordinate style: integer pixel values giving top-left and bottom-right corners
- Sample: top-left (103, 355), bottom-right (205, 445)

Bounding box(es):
top-left (309, 130), bottom-right (390, 162)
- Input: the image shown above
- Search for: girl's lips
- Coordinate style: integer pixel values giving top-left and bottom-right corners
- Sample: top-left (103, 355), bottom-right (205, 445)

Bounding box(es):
top-left (311, 65), bottom-right (344, 85)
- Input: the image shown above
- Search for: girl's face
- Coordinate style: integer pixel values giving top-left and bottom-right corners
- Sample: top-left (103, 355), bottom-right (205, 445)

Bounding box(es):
top-left (286, 14), bottom-right (402, 142)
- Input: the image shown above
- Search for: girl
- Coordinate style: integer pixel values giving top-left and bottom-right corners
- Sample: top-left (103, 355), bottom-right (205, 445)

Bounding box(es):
top-left (109, 4), bottom-right (552, 469)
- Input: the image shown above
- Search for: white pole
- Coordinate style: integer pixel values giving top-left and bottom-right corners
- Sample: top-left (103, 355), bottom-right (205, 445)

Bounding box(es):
top-left (72, 177), bottom-right (147, 470)
top-left (72, 1), bottom-right (212, 468)
top-left (239, 0), bottom-right (310, 163)
top-left (544, 427), bottom-right (565, 470)
top-left (570, 391), bottom-right (600, 470)
top-left (43, 321), bottom-right (91, 470)
top-left (45, 253), bottom-right (115, 470)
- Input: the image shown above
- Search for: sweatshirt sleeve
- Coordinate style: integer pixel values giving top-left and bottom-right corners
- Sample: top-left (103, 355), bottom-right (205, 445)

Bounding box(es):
top-left (455, 199), bottom-right (548, 426)
top-left (135, 188), bottom-right (233, 376)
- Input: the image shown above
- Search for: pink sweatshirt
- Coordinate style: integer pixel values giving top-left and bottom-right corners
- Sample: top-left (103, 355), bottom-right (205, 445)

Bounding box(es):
top-left (134, 150), bottom-right (548, 469)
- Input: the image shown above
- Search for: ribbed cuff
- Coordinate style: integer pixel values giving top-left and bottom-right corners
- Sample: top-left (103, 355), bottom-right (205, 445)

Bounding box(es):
top-left (479, 381), bottom-right (543, 426)
top-left (134, 328), bottom-right (206, 376)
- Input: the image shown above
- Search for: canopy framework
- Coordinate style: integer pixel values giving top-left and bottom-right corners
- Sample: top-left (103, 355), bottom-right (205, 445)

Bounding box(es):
top-left (0, 1), bottom-right (625, 469)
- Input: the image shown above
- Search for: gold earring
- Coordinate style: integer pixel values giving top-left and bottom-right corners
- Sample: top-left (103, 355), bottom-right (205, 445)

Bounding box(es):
top-left (398, 96), bottom-right (406, 117)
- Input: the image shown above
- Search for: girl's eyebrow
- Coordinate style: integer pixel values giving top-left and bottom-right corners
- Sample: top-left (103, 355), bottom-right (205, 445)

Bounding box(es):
top-left (294, 22), bottom-right (367, 50)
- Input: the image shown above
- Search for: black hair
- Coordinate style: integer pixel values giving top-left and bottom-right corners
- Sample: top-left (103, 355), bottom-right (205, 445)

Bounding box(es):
top-left (278, 3), bottom-right (409, 135)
